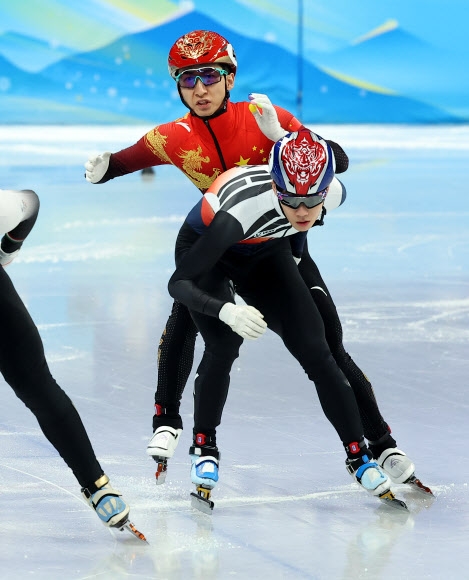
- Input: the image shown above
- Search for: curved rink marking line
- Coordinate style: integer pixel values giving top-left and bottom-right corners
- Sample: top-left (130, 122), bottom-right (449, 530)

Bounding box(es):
top-left (140, 484), bottom-right (442, 511)
top-left (0, 462), bottom-right (443, 512)
top-left (0, 462), bottom-right (83, 502)
top-left (0, 463), bottom-right (368, 509)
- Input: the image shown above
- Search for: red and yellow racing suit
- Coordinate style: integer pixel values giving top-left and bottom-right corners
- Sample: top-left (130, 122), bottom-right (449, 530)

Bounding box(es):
top-left (99, 100), bottom-right (301, 192)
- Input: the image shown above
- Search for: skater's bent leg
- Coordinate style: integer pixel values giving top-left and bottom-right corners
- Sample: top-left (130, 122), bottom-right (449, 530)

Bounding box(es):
top-left (309, 284), bottom-right (391, 441)
top-left (182, 271), bottom-right (239, 497)
top-left (298, 245), bottom-right (391, 442)
top-left (187, 314), bottom-right (237, 495)
top-left (153, 300), bottom-right (198, 430)
top-left (190, 310), bottom-right (243, 439)
top-left (235, 249), bottom-right (394, 499)
top-left (0, 270), bottom-right (103, 487)
top-left (273, 307), bottom-right (392, 496)
top-left (238, 250), bottom-right (364, 445)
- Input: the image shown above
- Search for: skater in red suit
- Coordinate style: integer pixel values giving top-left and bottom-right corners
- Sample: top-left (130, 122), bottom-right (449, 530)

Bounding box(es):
top-left (84, 30), bottom-right (418, 491)
top-left (0, 189), bottom-right (145, 540)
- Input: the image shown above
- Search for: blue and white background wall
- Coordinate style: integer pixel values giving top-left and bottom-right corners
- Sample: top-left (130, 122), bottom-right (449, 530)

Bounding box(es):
top-left (0, 0), bottom-right (467, 124)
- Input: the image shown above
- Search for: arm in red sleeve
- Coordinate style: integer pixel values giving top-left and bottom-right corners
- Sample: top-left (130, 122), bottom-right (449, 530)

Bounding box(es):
top-left (98, 137), bottom-right (161, 183)
top-left (275, 106), bottom-right (302, 133)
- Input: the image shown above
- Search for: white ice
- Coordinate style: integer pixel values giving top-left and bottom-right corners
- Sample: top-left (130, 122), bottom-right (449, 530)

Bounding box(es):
top-left (0, 125), bottom-right (468, 579)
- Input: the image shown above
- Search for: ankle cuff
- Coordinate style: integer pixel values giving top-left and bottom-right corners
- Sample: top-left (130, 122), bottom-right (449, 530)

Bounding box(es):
top-left (345, 439), bottom-right (367, 459)
top-left (81, 474), bottom-right (109, 497)
top-left (190, 445), bottom-right (220, 460)
top-left (368, 433), bottom-right (397, 458)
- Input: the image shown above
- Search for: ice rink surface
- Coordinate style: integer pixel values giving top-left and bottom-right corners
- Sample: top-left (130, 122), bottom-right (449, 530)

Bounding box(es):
top-left (0, 124), bottom-right (468, 579)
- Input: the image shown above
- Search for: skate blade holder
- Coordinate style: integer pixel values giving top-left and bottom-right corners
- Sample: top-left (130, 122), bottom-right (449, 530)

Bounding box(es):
top-left (190, 485), bottom-right (215, 515)
top-left (379, 490), bottom-right (408, 512)
top-left (152, 456), bottom-right (168, 485)
top-left (407, 475), bottom-right (434, 496)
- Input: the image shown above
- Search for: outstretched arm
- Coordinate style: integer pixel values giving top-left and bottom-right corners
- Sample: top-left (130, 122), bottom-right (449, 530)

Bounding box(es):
top-left (84, 137), bottom-right (162, 184)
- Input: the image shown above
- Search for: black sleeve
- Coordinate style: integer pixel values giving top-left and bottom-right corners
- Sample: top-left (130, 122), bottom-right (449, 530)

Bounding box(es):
top-left (168, 211), bottom-right (245, 318)
top-left (326, 140), bottom-right (349, 174)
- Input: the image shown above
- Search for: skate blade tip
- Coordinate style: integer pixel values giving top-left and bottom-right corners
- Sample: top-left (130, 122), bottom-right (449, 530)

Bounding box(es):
top-left (121, 521), bottom-right (149, 543)
top-left (417, 487), bottom-right (434, 497)
top-left (190, 492), bottom-right (214, 515)
top-left (152, 458), bottom-right (168, 484)
top-left (407, 476), bottom-right (434, 496)
top-left (155, 473), bottom-right (167, 485)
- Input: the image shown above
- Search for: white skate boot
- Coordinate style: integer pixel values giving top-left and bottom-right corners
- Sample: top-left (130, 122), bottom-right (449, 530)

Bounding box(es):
top-left (189, 434), bottom-right (220, 514)
top-left (146, 426), bottom-right (182, 484)
top-left (377, 448), bottom-right (415, 484)
top-left (346, 453), bottom-right (408, 511)
top-left (81, 475), bottom-right (147, 541)
top-left (378, 448), bottom-right (433, 495)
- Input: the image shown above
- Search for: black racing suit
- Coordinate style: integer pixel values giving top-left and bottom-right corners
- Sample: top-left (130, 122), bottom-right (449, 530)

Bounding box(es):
top-left (0, 190), bottom-right (103, 487)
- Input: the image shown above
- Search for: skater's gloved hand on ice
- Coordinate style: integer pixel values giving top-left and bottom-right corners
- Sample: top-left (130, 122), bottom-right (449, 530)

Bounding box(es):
top-left (248, 93), bottom-right (287, 143)
top-left (219, 302), bottom-right (267, 340)
top-left (85, 152), bottom-right (111, 183)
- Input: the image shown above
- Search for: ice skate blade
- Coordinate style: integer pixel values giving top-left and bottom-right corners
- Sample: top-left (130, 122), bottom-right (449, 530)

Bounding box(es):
top-left (406, 475), bottom-right (433, 496)
top-left (152, 457), bottom-right (168, 485)
top-left (379, 490), bottom-right (408, 512)
top-left (120, 521), bottom-right (149, 543)
top-left (190, 492), bottom-right (214, 515)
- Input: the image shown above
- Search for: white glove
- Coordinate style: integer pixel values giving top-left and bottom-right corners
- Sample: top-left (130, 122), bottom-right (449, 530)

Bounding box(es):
top-left (219, 302), bottom-right (267, 340)
top-left (248, 93), bottom-right (288, 143)
top-left (0, 247), bottom-right (20, 267)
top-left (84, 152), bottom-right (111, 183)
